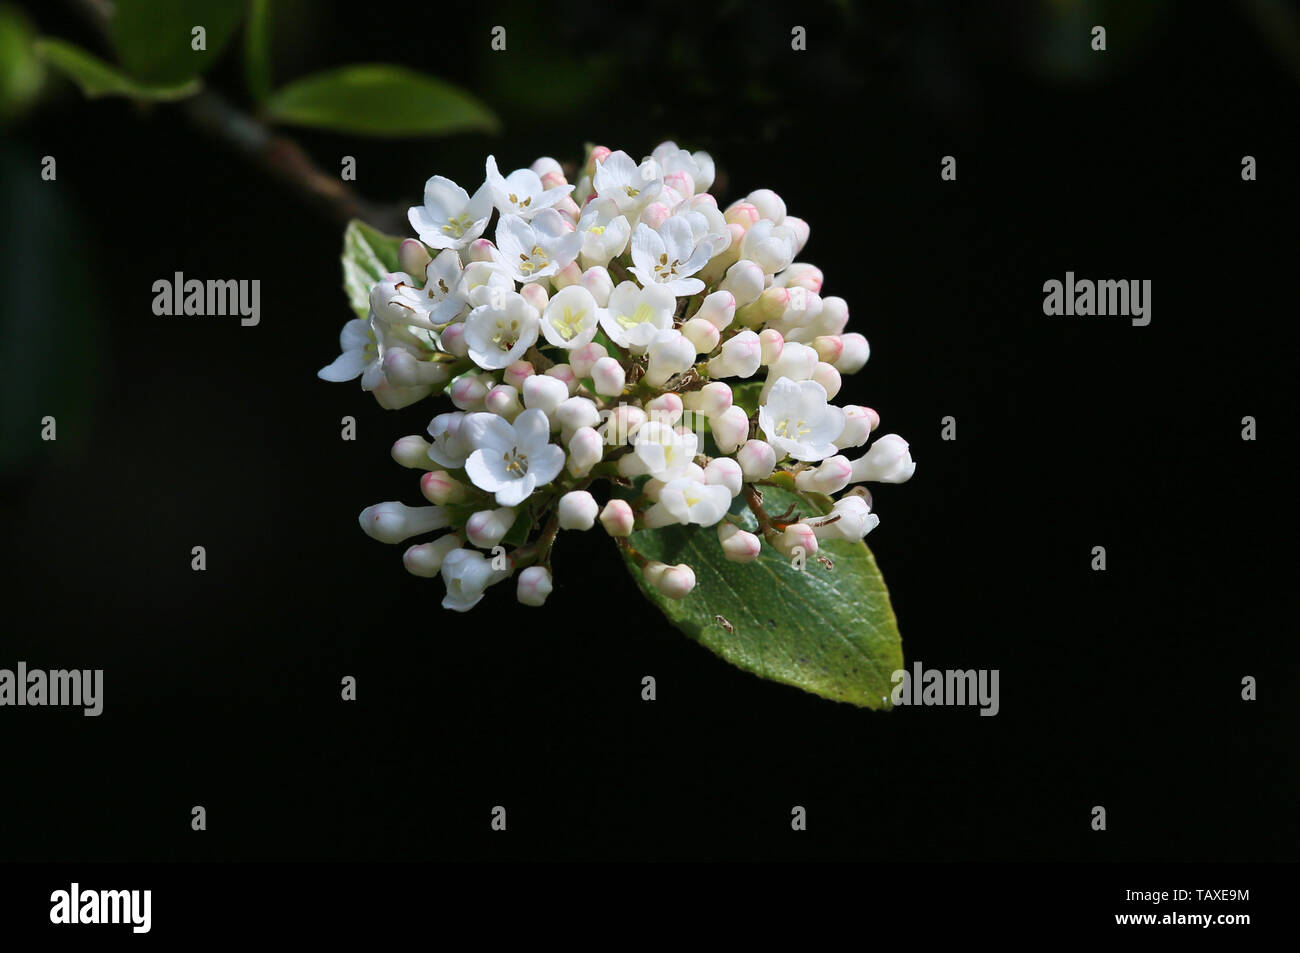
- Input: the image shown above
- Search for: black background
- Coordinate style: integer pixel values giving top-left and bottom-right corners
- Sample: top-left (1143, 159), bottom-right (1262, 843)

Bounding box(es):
top-left (1, 0), bottom-right (1295, 864)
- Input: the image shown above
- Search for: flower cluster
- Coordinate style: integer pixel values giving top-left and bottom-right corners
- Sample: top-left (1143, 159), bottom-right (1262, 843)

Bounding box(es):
top-left (321, 143), bottom-right (915, 612)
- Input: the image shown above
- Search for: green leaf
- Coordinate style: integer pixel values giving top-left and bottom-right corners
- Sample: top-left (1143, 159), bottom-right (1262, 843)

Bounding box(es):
top-left (730, 380), bottom-right (763, 416)
top-left (0, 5), bottom-right (44, 121)
top-left (110, 0), bottom-right (246, 85)
top-left (265, 64), bottom-right (499, 137)
top-left (341, 218), bottom-right (403, 320)
top-left (623, 483), bottom-right (903, 708)
top-left (34, 38), bottom-right (199, 101)
top-left (244, 0), bottom-right (272, 103)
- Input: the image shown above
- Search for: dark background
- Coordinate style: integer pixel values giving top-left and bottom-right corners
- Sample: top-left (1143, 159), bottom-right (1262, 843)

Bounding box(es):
top-left (1, 0), bottom-right (1295, 862)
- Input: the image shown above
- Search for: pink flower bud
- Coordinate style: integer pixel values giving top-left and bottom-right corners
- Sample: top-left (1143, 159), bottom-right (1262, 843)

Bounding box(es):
top-left (694, 290), bottom-right (736, 330)
top-left (719, 260), bottom-right (765, 308)
top-left (540, 170), bottom-right (567, 189)
top-left (794, 455), bottom-right (853, 495)
top-left (835, 332), bottom-right (869, 374)
top-left (812, 334), bottom-right (843, 365)
top-left (682, 317), bottom-right (720, 354)
top-left (570, 341), bottom-right (609, 379)
top-left (359, 502), bottom-right (449, 544)
top-left (599, 499), bottom-right (635, 537)
top-left (466, 507), bottom-right (516, 548)
top-left (504, 360), bottom-right (535, 391)
top-left (819, 296), bottom-right (850, 336)
top-left (485, 383), bottom-right (523, 421)
top-left (745, 189), bottom-right (786, 223)
top-left (737, 439), bottom-right (776, 481)
top-left (545, 363), bottom-right (580, 395)
top-left (835, 406), bottom-right (877, 450)
top-left (683, 381), bottom-right (733, 418)
top-left (566, 426), bottom-right (604, 476)
top-left (724, 201), bottom-right (761, 229)
top-left (759, 328), bottom-right (785, 365)
top-left (516, 566), bottom-right (553, 607)
top-left (466, 239), bottom-right (499, 262)
top-left (580, 266), bottom-right (613, 306)
top-left (772, 522), bottom-right (818, 559)
top-left (591, 357), bottom-right (626, 397)
top-left (811, 362), bottom-right (842, 400)
top-left (439, 322), bottom-right (470, 358)
top-left (645, 392), bottom-right (684, 426)
top-left (398, 239), bottom-right (431, 276)
top-left (717, 522), bottom-right (762, 563)
top-left (519, 282), bottom-right (549, 313)
top-left (403, 535), bottom-right (462, 577)
top-left (641, 202), bottom-right (671, 230)
top-left (704, 456), bottom-right (743, 497)
top-left (421, 470), bottom-right (467, 505)
top-left (391, 435), bottom-right (433, 469)
top-left (710, 405), bottom-right (751, 454)
top-left (449, 374), bottom-right (488, 411)
top-left (552, 260), bottom-right (582, 289)
top-left (655, 563), bottom-right (696, 599)
top-left (557, 490), bottom-right (599, 530)
top-left (584, 145), bottom-right (611, 178)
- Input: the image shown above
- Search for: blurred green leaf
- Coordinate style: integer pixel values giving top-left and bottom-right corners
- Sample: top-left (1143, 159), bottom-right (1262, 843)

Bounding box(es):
top-left (35, 38), bottom-right (199, 101)
top-left (0, 5), bottom-right (44, 121)
top-left (244, 0), bottom-right (272, 103)
top-left (265, 65), bottom-right (499, 137)
top-left (341, 219), bottom-right (402, 320)
top-left (110, 0), bottom-right (245, 85)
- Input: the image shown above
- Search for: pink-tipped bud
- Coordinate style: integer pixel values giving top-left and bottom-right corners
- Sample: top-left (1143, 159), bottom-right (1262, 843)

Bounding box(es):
top-left (552, 260), bottom-right (582, 290)
top-left (439, 322), bottom-right (470, 358)
top-left (485, 383), bottom-right (523, 421)
top-left (682, 316), bottom-right (720, 354)
top-left (599, 499), bottom-right (634, 537)
top-left (421, 470), bottom-right (467, 505)
top-left (811, 362), bottom-right (842, 400)
top-left (466, 507), bottom-right (516, 548)
top-left (603, 404), bottom-right (647, 445)
top-left (683, 381), bottom-right (733, 418)
top-left (519, 282), bottom-right (549, 313)
top-left (566, 426), bottom-right (603, 477)
top-left (710, 405), bottom-right (751, 454)
top-left (591, 357), bottom-right (626, 397)
top-left (784, 216), bottom-right (810, 255)
top-left (694, 290), bottom-right (736, 330)
top-left (772, 522), bottom-right (818, 560)
top-left (503, 360), bottom-right (535, 391)
top-left (580, 266), bottom-right (614, 306)
top-left (466, 239), bottom-right (498, 263)
top-left (557, 490), bottom-right (599, 531)
top-left (584, 145), bottom-right (612, 178)
top-left (704, 456), bottom-right (743, 497)
top-left (717, 522), bottom-right (762, 563)
top-left (546, 363), bottom-right (580, 395)
top-left (719, 260), bottom-right (765, 308)
top-left (795, 455), bottom-right (853, 495)
top-left (398, 239), bottom-right (432, 276)
top-left (531, 156), bottom-right (563, 178)
top-left (392, 435), bottom-right (433, 469)
top-left (655, 563), bottom-right (696, 599)
top-left (570, 341), bottom-right (609, 379)
top-left (555, 195), bottom-right (582, 223)
top-left (707, 329), bottom-right (762, 379)
top-left (835, 331), bottom-right (869, 374)
top-left (540, 170), bottom-right (567, 190)
top-left (640, 202), bottom-right (671, 230)
top-left (775, 262), bottom-right (823, 293)
top-left (819, 296), bottom-right (850, 336)
top-left (724, 201), bottom-right (761, 230)
top-left (522, 373), bottom-right (570, 417)
top-left (737, 439), bottom-right (776, 481)
top-left (449, 374), bottom-right (489, 411)
top-left (812, 334), bottom-right (844, 365)
top-left (516, 566), bottom-right (553, 607)
top-left (745, 189), bottom-right (786, 223)
top-left (557, 396), bottom-right (601, 434)
top-left (759, 328), bottom-right (785, 365)
top-left (835, 406), bottom-right (877, 450)
top-left (645, 392), bottom-right (684, 426)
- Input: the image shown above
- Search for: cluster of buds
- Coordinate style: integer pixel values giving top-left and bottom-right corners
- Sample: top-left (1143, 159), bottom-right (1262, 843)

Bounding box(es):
top-left (321, 142), bottom-right (915, 612)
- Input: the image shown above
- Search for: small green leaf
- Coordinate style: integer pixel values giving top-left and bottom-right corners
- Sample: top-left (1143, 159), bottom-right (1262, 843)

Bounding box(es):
top-left (35, 38), bottom-right (200, 101)
top-left (341, 219), bottom-right (403, 320)
top-left (244, 0), bottom-right (272, 103)
top-left (730, 380), bottom-right (763, 416)
top-left (110, 0), bottom-right (246, 85)
top-left (0, 5), bottom-right (44, 121)
top-left (623, 483), bottom-right (903, 708)
top-left (265, 64), bottom-right (499, 137)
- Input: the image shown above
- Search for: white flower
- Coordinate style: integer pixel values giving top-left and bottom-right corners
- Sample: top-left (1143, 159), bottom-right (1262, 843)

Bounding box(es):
top-left (539, 285), bottom-right (599, 349)
top-left (463, 408), bottom-right (566, 506)
top-left (557, 490), bottom-right (599, 530)
top-left (485, 155), bottom-right (573, 219)
top-left (318, 317), bottom-right (376, 383)
top-left (758, 377), bottom-right (845, 462)
top-left (389, 250), bottom-right (468, 328)
top-left (408, 175), bottom-right (493, 250)
top-left (643, 478), bottom-right (731, 528)
top-left (629, 215), bottom-right (714, 296)
top-left (496, 210), bottom-right (581, 283)
top-left (620, 420), bottom-right (699, 481)
top-left (592, 149), bottom-right (662, 218)
top-left (463, 292), bottom-right (540, 370)
top-left (739, 219), bottom-right (797, 275)
top-left (644, 329), bottom-right (696, 387)
top-left (811, 495), bottom-right (879, 541)
top-left (651, 141), bottom-right (716, 193)
top-left (849, 434), bottom-right (916, 484)
top-left (576, 197), bottom-right (632, 268)
top-left (458, 259), bottom-right (515, 309)
top-left (440, 548), bottom-right (509, 612)
top-left (427, 411), bottom-right (474, 468)
top-left (600, 281), bottom-right (675, 351)
top-left (516, 566), bottom-right (553, 607)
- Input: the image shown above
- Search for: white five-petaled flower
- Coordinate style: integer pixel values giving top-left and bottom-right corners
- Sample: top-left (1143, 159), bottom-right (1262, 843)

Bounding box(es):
top-left (758, 377), bottom-right (846, 462)
top-left (651, 141), bottom-right (716, 194)
top-left (463, 408), bottom-right (566, 507)
top-left (592, 149), bottom-right (662, 219)
top-left (318, 317), bottom-right (377, 384)
top-left (427, 411), bottom-right (475, 468)
top-left (408, 175), bottom-right (493, 250)
top-left (643, 478), bottom-right (731, 528)
top-left (629, 215), bottom-right (715, 297)
top-left (485, 155), bottom-right (573, 219)
top-left (576, 197), bottom-right (633, 268)
top-left (496, 210), bottom-right (581, 283)
top-left (440, 548), bottom-right (509, 612)
top-left (464, 291), bottom-right (540, 370)
top-left (599, 281), bottom-right (675, 351)
top-left (539, 285), bottom-right (599, 350)
top-left (620, 420), bottom-right (700, 481)
top-left (390, 249), bottom-right (468, 329)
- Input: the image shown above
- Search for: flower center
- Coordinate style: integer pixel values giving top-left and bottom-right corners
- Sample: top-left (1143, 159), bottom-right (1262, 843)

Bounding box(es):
top-left (653, 252), bottom-right (681, 280)
top-left (441, 214), bottom-right (473, 238)
top-left (491, 318), bottom-right (521, 349)
top-left (518, 244), bottom-right (549, 275)
top-left (507, 192), bottom-right (532, 210)
top-left (503, 447), bottom-right (529, 476)
top-left (551, 307), bottom-right (586, 341)
top-left (624, 185), bottom-right (640, 198)
top-left (616, 303), bottom-right (656, 330)
top-left (776, 417), bottom-right (810, 439)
